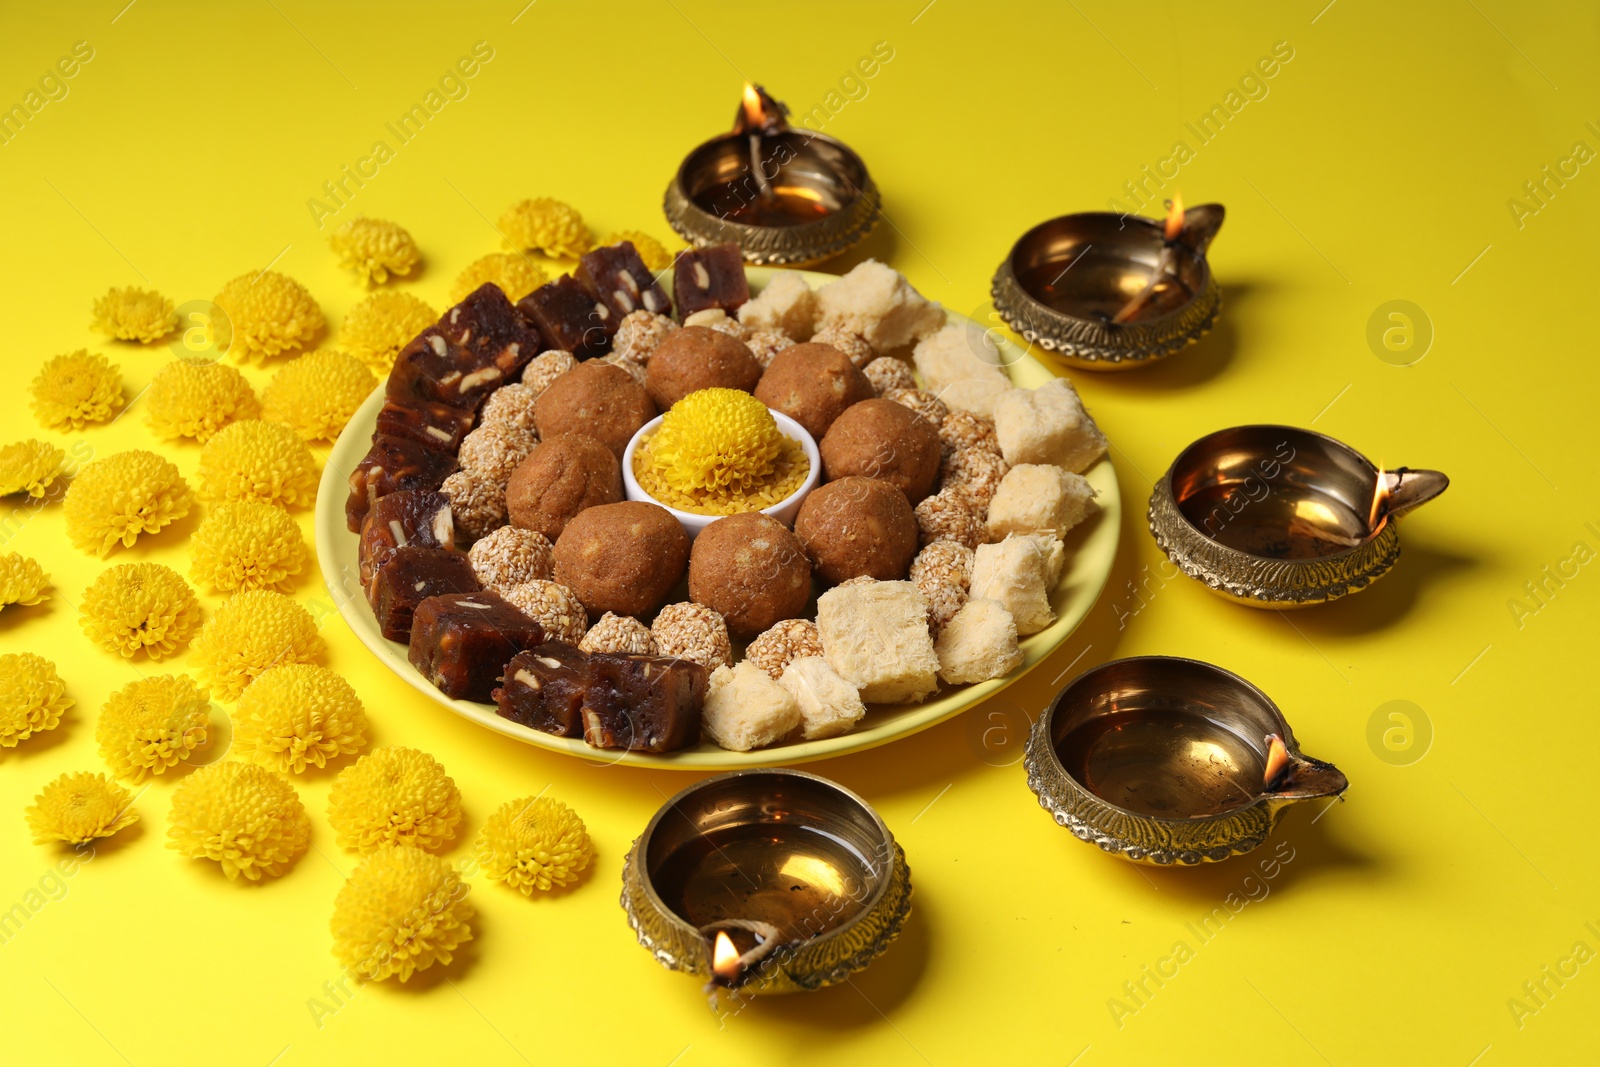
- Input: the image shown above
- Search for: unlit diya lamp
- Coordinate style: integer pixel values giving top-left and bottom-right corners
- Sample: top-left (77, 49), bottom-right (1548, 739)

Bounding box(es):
top-left (621, 769), bottom-right (912, 994)
top-left (1148, 425), bottom-right (1449, 607)
top-left (663, 83), bottom-right (880, 266)
top-left (1025, 657), bottom-right (1348, 865)
top-left (991, 197), bottom-right (1225, 369)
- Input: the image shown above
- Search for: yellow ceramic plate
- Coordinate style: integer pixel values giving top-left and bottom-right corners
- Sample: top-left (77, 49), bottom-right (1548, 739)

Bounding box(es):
top-left (314, 268), bottom-right (1120, 768)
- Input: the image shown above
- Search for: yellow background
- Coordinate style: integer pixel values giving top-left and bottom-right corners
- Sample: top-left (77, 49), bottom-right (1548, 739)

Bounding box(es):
top-left (2, 2), bottom-right (1596, 1064)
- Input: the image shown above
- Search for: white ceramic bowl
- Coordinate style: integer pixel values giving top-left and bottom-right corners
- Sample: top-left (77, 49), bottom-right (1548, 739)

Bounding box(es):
top-left (621, 406), bottom-right (822, 538)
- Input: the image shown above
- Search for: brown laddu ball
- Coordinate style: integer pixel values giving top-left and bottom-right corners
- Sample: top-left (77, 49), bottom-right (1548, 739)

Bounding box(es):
top-left (818, 398), bottom-right (941, 504)
top-left (553, 500), bottom-right (690, 618)
top-left (754, 342), bottom-right (874, 440)
top-left (793, 476), bottom-right (918, 585)
top-left (645, 326), bottom-right (761, 410)
top-left (534, 360), bottom-right (656, 459)
top-left (688, 512), bottom-right (812, 639)
top-left (506, 433), bottom-right (622, 542)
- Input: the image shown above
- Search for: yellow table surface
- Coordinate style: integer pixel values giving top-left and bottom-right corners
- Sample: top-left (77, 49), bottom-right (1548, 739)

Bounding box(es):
top-left (3, 3), bottom-right (1596, 1065)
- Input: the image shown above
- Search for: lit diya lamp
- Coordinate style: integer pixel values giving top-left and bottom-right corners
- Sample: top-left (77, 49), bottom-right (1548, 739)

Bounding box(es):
top-left (1025, 657), bottom-right (1348, 865)
top-left (1147, 425), bottom-right (1449, 607)
top-left (990, 197), bottom-right (1226, 369)
top-left (620, 769), bottom-right (912, 994)
top-left (663, 83), bottom-right (881, 266)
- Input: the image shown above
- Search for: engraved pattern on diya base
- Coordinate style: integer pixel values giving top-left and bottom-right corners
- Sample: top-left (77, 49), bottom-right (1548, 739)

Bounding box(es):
top-left (620, 840), bottom-right (913, 994)
top-left (663, 178), bottom-right (881, 267)
top-left (1146, 477), bottom-right (1402, 607)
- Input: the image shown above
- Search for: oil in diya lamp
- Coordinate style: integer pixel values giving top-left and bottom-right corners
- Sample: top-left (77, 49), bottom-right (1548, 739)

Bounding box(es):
top-left (1148, 425), bottom-right (1449, 607)
top-left (990, 197), bottom-right (1226, 369)
top-left (1024, 657), bottom-right (1348, 865)
top-left (620, 769), bottom-right (912, 995)
top-left (663, 83), bottom-right (881, 266)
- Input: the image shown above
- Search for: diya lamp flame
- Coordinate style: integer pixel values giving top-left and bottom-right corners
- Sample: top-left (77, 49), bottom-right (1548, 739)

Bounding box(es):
top-left (711, 930), bottom-right (741, 984)
top-left (735, 82), bottom-right (789, 134)
top-left (1164, 193), bottom-right (1186, 241)
top-left (1367, 468), bottom-right (1390, 532)
top-left (1113, 194), bottom-right (1190, 324)
top-left (1263, 733), bottom-right (1292, 789)
top-left (700, 918), bottom-right (784, 992)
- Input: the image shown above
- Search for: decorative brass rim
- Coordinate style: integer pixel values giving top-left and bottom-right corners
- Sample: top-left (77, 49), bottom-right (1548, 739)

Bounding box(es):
top-left (663, 167), bottom-right (880, 267)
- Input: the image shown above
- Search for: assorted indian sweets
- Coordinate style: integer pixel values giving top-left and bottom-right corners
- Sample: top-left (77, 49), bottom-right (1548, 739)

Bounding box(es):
top-left (350, 241), bottom-right (1110, 754)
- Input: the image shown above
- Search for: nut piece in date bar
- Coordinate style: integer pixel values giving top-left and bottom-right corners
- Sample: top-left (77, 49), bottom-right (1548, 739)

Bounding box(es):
top-left (345, 434), bottom-right (459, 533)
top-left (370, 546), bottom-right (479, 642)
top-left (493, 642), bottom-right (591, 738)
top-left (672, 243), bottom-right (749, 320)
top-left (581, 653), bottom-right (707, 754)
top-left (576, 241), bottom-right (671, 322)
top-left (359, 489), bottom-right (455, 592)
top-left (517, 275), bottom-right (615, 361)
top-left (387, 283), bottom-right (538, 410)
top-left (374, 398), bottom-right (477, 453)
top-left (408, 590), bottom-right (548, 703)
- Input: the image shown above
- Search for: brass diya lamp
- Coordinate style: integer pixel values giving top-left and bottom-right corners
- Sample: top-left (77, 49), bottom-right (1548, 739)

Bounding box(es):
top-left (621, 769), bottom-right (912, 995)
top-left (663, 83), bottom-right (881, 266)
top-left (991, 198), bottom-right (1225, 369)
top-left (1024, 656), bottom-right (1348, 865)
top-left (1148, 425), bottom-right (1449, 607)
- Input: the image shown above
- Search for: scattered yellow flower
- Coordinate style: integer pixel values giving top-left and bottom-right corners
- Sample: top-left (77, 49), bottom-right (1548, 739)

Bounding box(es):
top-left (63, 449), bottom-right (193, 557)
top-left (0, 439), bottom-right (65, 498)
top-left (235, 664), bottom-right (367, 773)
top-left (196, 419), bottom-right (318, 508)
top-left (144, 360), bottom-right (260, 443)
top-left (167, 760), bottom-right (310, 880)
top-left (601, 230), bottom-right (674, 271)
top-left (212, 270), bottom-right (324, 362)
top-left (25, 772), bottom-right (139, 845)
top-left (91, 286), bottom-right (178, 343)
top-left (339, 291), bottom-right (438, 373)
top-left (329, 216), bottom-right (421, 286)
top-left (79, 562), bottom-right (201, 659)
top-left (189, 500), bottom-right (308, 594)
top-left (331, 845), bottom-right (473, 982)
top-left (30, 350), bottom-right (122, 430)
top-left (450, 252), bottom-right (546, 304)
top-left (262, 350), bottom-right (376, 441)
top-left (475, 795), bottom-right (594, 894)
top-left (0, 653), bottom-right (71, 749)
top-left (499, 197), bottom-right (592, 259)
top-left (327, 746), bottom-right (462, 854)
top-left (96, 673), bottom-right (211, 782)
top-left (0, 553), bottom-right (50, 612)
top-left (190, 590), bottom-right (325, 701)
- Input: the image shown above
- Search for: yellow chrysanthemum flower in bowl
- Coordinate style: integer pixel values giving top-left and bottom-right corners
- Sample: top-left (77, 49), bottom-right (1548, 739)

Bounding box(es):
top-left (235, 664), bottom-right (367, 773)
top-left (189, 590), bottom-right (324, 701)
top-left (167, 760), bottom-right (310, 880)
top-left (30, 350), bottom-right (122, 430)
top-left (144, 360), bottom-right (260, 443)
top-left (339, 291), bottom-right (438, 373)
top-left (328, 216), bottom-right (421, 286)
top-left (0, 553), bottom-right (50, 612)
top-left (212, 270), bottom-right (324, 362)
top-left (25, 772), bottom-right (139, 845)
top-left (91, 286), bottom-right (178, 343)
top-left (196, 419), bottom-right (318, 508)
top-left (499, 197), bottom-right (592, 259)
top-left (189, 500), bottom-right (308, 594)
top-left (601, 230), bottom-right (675, 271)
top-left (634, 388), bottom-right (809, 515)
top-left (0, 439), bottom-right (65, 498)
top-left (475, 795), bottom-right (594, 894)
top-left (0, 653), bottom-right (72, 749)
top-left (63, 449), bottom-right (193, 557)
top-left (328, 746), bottom-right (462, 854)
top-left (262, 350), bottom-right (377, 441)
top-left (450, 253), bottom-right (547, 304)
top-left (79, 562), bottom-right (201, 659)
top-left (332, 846), bottom-right (473, 982)
top-left (96, 673), bottom-right (211, 782)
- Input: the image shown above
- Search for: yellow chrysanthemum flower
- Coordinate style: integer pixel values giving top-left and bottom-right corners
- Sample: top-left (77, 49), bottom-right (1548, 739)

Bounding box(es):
top-left (190, 590), bottom-right (325, 702)
top-left (601, 230), bottom-right (674, 271)
top-left (338, 291), bottom-right (438, 373)
top-left (331, 846), bottom-right (473, 982)
top-left (0, 553), bottom-right (50, 612)
top-left (475, 795), bottom-right (594, 895)
top-left (262, 350), bottom-right (376, 442)
top-left (189, 500), bottom-right (308, 594)
top-left (144, 360), bottom-right (260, 443)
top-left (96, 673), bottom-right (211, 782)
top-left (25, 772), bottom-right (139, 845)
top-left (30, 350), bottom-right (123, 430)
top-left (79, 562), bottom-right (202, 659)
top-left (91, 286), bottom-right (178, 343)
top-left (0, 439), bottom-right (65, 498)
top-left (235, 664), bottom-right (367, 773)
top-left (63, 449), bottom-right (193, 557)
top-left (212, 270), bottom-right (324, 363)
top-left (328, 216), bottom-right (421, 286)
top-left (327, 746), bottom-right (462, 854)
top-left (450, 253), bottom-right (547, 304)
top-left (499, 197), bottom-right (592, 259)
top-left (634, 388), bottom-right (808, 515)
top-left (167, 760), bottom-right (310, 880)
top-left (196, 420), bottom-right (318, 508)
top-left (0, 653), bottom-right (71, 748)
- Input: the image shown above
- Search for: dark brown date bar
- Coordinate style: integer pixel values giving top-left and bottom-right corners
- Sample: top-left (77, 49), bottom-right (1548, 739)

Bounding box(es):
top-left (409, 591), bottom-right (547, 702)
top-left (493, 642), bottom-right (590, 738)
top-left (387, 283), bottom-right (539, 409)
top-left (577, 241), bottom-right (671, 322)
top-left (345, 434), bottom-right (459, 533)
top-left (359, 489), bottom-right (455, 594)
top-left (581, 653), bottom-right (707, 753)
top-left (516, 275), bottom-right (614, 360)
top-left (672, 242), bottom-right (748, 319)
top-left (374, 399), bottom-right (477, 453)
top-left (370, 546), bottom-right (478, 642)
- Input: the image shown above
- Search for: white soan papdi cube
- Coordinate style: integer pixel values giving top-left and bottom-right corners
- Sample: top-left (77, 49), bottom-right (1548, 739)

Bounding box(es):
top-left (816, 259), bottom-right (945, 352)
top-left (817, 580), bottom-right (940, 704)
top-left (934, 377), bottom-right (1013, 419)
top-left (779, 656), bottom-right (867, 739)
top-left (738, 270), bottom-right (817, 340)
top-left (992, 377), bottom-right (1109, 472)
top-left (970, 536), bottom-right (1056, 635)
top-left (702, 661), bottom-right (801, 751)
top-left (913, 320), bottom-right (1014, 415)
top-left (1019, 533), bottom-right (1066, 586)
top-left (935, 598), bottom-right (1023, 684)
top-left (987, 464), bottom-right (1098, 540)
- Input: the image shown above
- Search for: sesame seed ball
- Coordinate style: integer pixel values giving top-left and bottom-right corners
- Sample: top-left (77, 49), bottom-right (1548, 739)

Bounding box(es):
top-left (914, 489), bottom-right (988, 550)
top-left (744, 619), bottom-right (823, 680)
top-left (650, 602), bottom-right (732, 672)
top-left (502, 579), bottom-right (588, 645)
top-left (939, 447), bottom-right (1010, 512)
top-left (458, 422), bottom-right (537, 484)
top-left (480, 383), bottom-right (541, 435)
top-left (939, 409), bottom-right (1001, 457)
top-left (613, 311), bottom-right (677, 365)
top-left (862, 357), bottom-right (916, 396)
top-left (578, 612), bottom-right (657, 656)
top-left (467, 526), bottom-right (554, 593)
top-left (883, 387), bottom-right (949, 430)
top-left (520, 350), bottom-right (578, 397)
top-left (745, 330), bottom-right (795, 370)
top-left (911, 539), bottom-right (974, 632)
top-left (440, 468), bottom-right (507, 541)
top-left (809, 326), bottom-right (875, 369)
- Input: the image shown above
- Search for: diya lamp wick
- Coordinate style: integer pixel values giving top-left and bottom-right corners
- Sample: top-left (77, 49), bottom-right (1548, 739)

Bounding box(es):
top-left (737, 82), bottom-right (788, 206)
top-left (702, 918), bottom-right (785, 998)
top-left (1112, 195), bottom-right (1187, 324)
